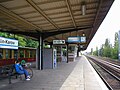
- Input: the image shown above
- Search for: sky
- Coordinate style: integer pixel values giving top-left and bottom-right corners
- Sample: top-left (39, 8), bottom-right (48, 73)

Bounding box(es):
top-left (85, 0), bottom-right (120, 52)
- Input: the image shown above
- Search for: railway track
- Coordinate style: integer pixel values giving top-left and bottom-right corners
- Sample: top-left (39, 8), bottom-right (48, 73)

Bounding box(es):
top-left (86, 55), bottom-right (120, 90)
top-left (95, 56), bottom-right (120, 66)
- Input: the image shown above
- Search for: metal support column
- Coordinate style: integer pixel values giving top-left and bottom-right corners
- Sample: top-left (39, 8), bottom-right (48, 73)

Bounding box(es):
top-left (61, 46), bottom-right (63, 62)
top-left (37, 35), bottom-right (43, 70)
top-left (77, 50), bottom-right (79, 57)
top-left (50, 43), bottom-right (53, 48)
top-left (77, 45), bottom-right (79, 57)
top-left (66, 43), bottom-right (69, 63)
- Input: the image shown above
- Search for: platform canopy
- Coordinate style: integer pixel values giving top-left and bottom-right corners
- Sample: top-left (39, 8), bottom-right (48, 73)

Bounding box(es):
top-left (0, 0), bottom-right (114, 50)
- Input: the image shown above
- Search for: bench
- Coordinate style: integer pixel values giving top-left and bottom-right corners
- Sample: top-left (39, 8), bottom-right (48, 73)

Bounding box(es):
top-left (9, 65), bottom-right (25, 84)
top-left (0, 63), bottom-right (33, 84)
top-left (0, 65), bottom-right (23, 84)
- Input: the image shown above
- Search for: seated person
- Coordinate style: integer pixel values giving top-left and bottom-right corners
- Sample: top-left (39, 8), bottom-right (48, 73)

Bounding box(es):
top-left (20, 60), bottom-right (26, 66)
top-left (14, 60), bottom-right (30, 81)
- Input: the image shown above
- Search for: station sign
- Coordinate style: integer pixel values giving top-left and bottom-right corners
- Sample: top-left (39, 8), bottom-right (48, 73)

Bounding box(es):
top-left (68, 37), bottom-right (80, 43)
top-left (67, 36), bottom-right (86, 43)
top-left (0, 37), bottom-right (18, 49)
top-left (53, 40), bottom-right (65, 44)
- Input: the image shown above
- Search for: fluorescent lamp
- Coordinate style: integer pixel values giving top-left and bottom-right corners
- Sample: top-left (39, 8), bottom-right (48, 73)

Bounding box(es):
top-left (82, 4), bottom-right (86, 15)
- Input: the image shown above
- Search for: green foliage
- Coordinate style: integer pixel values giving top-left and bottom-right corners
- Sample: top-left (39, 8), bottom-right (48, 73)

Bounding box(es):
top-left (0, 32), bottom-right (38, 48)
top-left (93, 50), bottom-right (97, 56)
top-left (111, 32), bottom-right (119, 59)
top-left (103, 46), bottom-right (112, 57)
top-left (17, 36), bottom-right (27, 46)
top-left (93, 32), bottom-right (119, 60)
top-left (44, 44), bottom-right (50, 48)
top-left (0, 32), bottom-right (9, 38)
top-left (111, 47), bottom-right (118, 59)
top-left (99, 44), bottom-right (104, 56)
top-left (24, 38), bottom-right (38, 48)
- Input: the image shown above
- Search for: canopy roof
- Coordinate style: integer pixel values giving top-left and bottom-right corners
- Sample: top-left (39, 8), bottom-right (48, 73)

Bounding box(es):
top-left (0, 0), bottom-right (114, 50)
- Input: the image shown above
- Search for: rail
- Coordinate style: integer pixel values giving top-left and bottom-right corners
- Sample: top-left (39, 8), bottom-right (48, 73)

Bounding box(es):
top-left (86, 55), bottom-right (120, 90)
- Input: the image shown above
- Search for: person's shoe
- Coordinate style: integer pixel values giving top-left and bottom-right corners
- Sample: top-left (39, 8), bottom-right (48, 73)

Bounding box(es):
top-left (27, 76), bottom-right (30, 79)
top-left (26, 78), bottom-right (30, 81)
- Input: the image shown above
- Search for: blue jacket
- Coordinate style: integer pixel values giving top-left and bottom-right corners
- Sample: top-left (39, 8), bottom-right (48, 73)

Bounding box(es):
top-left (15, 63), bottom-right (24, 74)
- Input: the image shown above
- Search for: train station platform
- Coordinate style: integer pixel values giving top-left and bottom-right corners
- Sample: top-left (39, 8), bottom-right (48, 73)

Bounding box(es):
top-left (0, 56), bottom-right (108, 90)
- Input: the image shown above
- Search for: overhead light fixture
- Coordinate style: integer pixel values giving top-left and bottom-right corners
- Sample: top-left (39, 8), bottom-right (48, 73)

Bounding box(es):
top-left (81, 2), bottom-right (86, 15)
top-left (82, 32), bottom-right (85, 36)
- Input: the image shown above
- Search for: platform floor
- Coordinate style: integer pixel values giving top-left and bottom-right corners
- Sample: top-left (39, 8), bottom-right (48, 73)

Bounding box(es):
top-left (0, 56), bottom-right (108, 90)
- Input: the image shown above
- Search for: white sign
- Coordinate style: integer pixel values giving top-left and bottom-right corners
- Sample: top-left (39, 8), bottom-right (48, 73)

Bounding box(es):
top-left (53, 40), bottom-right (65, 44)
top-left (0, 37), bottom-right (18, 49)
top-left (68, 37), bottom-right (80, 43)
top-left (80, 37), bottom-right (86, 43)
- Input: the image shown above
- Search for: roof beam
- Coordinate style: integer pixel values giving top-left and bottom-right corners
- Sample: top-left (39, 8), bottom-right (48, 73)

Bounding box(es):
top-left (10, 0), bottom-right (98, 11)
top-left (25, 12), bottom-right (95, 22)
top-left (26, 0), bottom-right (60, 30)
top-left (85, 0), bottom-right (102, 50)
top-left (43, 26), bottom-right (92, 39)
top-left (0, 20), bottom-right (18, 29)
top-left (66, 0), bottom-right (76, 28)
top-left (0, 28), bottom-right (40, 39)
top-left (0, 20), bottom-right (32, 32)
top-left (9, 0), bottom-right (64, 10)
top-left (88, 0), bottom-right (102, 40)
top-left (93, 0), bottom-right (102, 27)
top-left (0, 5), bottom-right (42, 30)
top-left (0, 0), bottom-right (13, 3)
top-left (53, 36), bottom-right (60, 40)
top-left (19, 7), bottom-right (96, 17)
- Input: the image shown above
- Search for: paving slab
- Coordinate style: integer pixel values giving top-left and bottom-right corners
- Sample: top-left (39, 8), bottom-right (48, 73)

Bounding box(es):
top-left (0, 56), bottom-right (108, 90)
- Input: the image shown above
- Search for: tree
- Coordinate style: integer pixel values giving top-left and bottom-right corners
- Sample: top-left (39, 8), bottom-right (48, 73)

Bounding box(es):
top-left (91, 32), bottom-right (119, 60)
top-left (93, 47), bottom-right (98, 56)
top-left (25, 38), bottom-right (38, 48)
top-left (99, 44), bottom-right (104, 56)
top-left (91, 48), bottom-right (93, 55)
top-left (102, 38), bottom-right (112, 57)
top-left (111, 32), bottom-right (118, 59)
